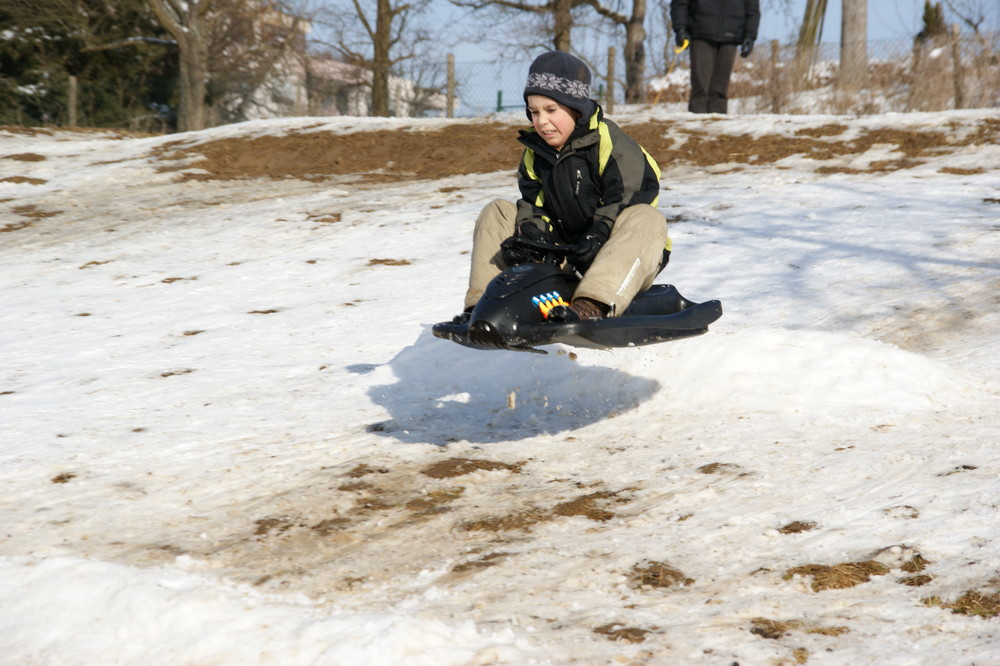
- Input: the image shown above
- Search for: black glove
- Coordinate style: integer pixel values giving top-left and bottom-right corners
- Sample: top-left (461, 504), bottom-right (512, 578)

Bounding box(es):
top-left (518, 223), bottom-right (546, 243)
top-left (740, 39), bottom-right (754, 58)
top-left (675, 30), bottom-right (690, 48)
top-left (568, 222), bottom-right (610, 271)
top-left (500, 223), bottom-right (547, 265)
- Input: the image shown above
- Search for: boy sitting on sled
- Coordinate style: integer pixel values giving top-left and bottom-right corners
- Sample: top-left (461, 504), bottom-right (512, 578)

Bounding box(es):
top-left (450, 50), bottom-right (671, 323)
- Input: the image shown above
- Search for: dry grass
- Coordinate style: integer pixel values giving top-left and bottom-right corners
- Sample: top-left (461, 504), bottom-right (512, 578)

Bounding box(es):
top-left (552, 490), bottom-right (629, 522)
top-left (749, 617), bottom-right (850, 640)
top-left (778, 520), bottom-right (817, 534)
top-left (628, 561), bottom-right (694, 589)
top-left (420, 457), bottom-right (523, 478)
top-left (2, 152), bottom-right (46, 162)
top-left (785, 561), bottom-right (891, 591)
top-left (923, 590), bottom-right (1000, 618)
top-left (593, 623), bottom-right (653, 643)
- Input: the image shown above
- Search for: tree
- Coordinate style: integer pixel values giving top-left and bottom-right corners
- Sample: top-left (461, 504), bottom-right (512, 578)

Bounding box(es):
top-left (149, 0), bottom-right (309, 130)
top-left (0, 0), bottom-right (176, 128)
top-left (454, 0), bottom-right (651, 103)
top-left (917, 1), bottom-right (948, 42)
top-left (453, 0), bottom-right (591, 52)
top-left (792, 0), bottom-right (826, 89)
top-left (205, 1), bottom-right (310, 123)
top-left (147, 0), bottom-right (214, 131)
top-left (943, 0), bottom-right (994, 34)
top-left (317, 0), bottom-right (435, 117)
top-left (840, 0), bottom-right (867, 91)
top-left (584, 0), bottom-right (647, 103)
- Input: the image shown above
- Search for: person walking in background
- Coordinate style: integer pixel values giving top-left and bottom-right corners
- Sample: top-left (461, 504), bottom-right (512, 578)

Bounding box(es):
top-left (670, 0), bottom-right (760, 114)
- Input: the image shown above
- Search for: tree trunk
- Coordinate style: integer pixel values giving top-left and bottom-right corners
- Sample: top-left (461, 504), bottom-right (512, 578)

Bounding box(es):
top-left (623, 0), bottom-right (646, 103)
top-left (176, 34), bottom-right (209, 131)
top-left (792, 0), bottom-right (826, 90)
top-left (149, 0), bottom-right (212, 132)
top-left (371, 0), bottom-right (392, 116)
top-left (840, 0), bottom-right (868, 91)
top-left (552, 0), bottom-right (573, 51)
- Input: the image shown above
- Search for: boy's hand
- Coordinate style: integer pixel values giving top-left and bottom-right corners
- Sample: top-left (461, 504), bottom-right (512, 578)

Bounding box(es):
top-left (501, 222), bottom-right (550, 265)
top-left (500, 237), bottom-right (527, 265)
top-left (740, 39), bottom-right (754, 58)
top-left (517, 222), bottom-right (547, 243)
top-left (675, 29), bottom-right (690, 48)
top-left (568, 222), bottom-right (610, 270)
top-left (501, 225), bottom-right (548, 265)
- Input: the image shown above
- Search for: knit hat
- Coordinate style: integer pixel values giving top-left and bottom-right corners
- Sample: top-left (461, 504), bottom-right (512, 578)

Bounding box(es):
top-left (523, 51), bottom-right (595, 121)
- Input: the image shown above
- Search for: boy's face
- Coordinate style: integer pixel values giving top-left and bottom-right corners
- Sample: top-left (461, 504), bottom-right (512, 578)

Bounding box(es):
top-left (526, 95), bottom-right (580, 150)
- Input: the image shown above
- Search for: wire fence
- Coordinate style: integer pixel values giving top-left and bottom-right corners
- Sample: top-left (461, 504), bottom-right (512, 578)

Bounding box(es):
top-left (6, 32), bottom-right (997, 130)
top-left (450, 32), bottom-right (1000, 117)
top-left (452, 58), bottom-right (536, 117)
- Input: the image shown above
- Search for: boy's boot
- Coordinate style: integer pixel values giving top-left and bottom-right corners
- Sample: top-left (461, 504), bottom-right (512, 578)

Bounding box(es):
top-left (548, 297), bottom-right (608, 322)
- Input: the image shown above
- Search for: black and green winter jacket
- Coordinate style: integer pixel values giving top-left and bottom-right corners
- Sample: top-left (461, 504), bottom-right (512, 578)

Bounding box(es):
top-left (515, 104), bottom-right (665, 248)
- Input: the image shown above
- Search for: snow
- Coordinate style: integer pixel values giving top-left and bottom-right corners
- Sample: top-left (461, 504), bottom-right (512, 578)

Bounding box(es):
top-left (1, 109), bottom-right (999, 665)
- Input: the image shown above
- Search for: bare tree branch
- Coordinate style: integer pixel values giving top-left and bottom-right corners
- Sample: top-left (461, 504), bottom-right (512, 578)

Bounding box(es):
top-left (452, 0), bottom-right (550, 13)
top-left (943, 0), bottom-right (988, 32)
top-left (580, 0), bottom-right (625, 25)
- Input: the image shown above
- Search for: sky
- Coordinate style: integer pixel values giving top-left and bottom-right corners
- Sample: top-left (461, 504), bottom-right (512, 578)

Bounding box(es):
top-left (1, 106), bottom-right (998, 665)
top-left (443, 0), bottom-right (1000, 62)
top-left (438, 0), bottom-right (1000, 114)
top-left (759, 0), bottom-right (957, 42)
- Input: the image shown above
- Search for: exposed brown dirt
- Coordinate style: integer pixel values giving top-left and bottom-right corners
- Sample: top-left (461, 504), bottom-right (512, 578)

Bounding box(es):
top-left (148, 116), bottom-right (1000, 183)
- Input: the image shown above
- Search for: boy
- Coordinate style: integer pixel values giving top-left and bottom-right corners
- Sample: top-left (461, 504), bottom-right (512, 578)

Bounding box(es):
top-left (452, 51), bottom-right (670, 323)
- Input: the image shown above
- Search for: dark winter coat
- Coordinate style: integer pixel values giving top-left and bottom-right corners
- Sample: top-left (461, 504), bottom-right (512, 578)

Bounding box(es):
top-left (515, 105), bottom-right (662, 245)
top-left (670, 0), bottom-right (761, 44)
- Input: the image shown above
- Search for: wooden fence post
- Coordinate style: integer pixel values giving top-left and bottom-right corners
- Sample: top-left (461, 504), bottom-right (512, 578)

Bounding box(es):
top-left (446, 53), bottom-right (455, 118)
top-left (68, 75), bottom-right (78, 127)
top-left (950, 24), bottom-right (965, 109)
top-left (770, 39), bottom-right (781, 114)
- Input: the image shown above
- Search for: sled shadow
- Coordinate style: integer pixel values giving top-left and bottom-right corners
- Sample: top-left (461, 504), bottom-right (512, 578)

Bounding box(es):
top-left (362, 328), bottom-right (660, 446)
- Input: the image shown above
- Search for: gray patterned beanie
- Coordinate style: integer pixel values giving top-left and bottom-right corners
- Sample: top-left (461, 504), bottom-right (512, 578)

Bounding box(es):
top-left (523, 51), bottom-right (594, 121)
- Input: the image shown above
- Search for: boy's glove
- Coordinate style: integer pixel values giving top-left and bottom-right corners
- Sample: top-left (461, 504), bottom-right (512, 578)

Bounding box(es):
top-left (517, 222), bottom-right (547, 243)
top-left (500, 223), bottom-right (548, 265)
top-left (740, 39), bottom-right (754, 58)
top-left (568, 222), bottom-right (610, 271)
top-left (675, 29), bottom-right (690, 48)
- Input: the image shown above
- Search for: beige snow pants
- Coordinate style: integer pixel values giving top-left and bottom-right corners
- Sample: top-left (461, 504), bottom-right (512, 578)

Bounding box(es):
top-left (465, 199), bottom-right (671, 316)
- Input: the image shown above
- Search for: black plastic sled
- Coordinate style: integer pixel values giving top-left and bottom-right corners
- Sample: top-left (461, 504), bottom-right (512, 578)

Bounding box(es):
top-left (432, 262), bottom-right (723, 354)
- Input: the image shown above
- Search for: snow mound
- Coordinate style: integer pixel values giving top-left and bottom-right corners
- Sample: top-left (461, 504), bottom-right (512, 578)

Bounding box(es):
top-left (364, 330), bottom-right (660, 443)
top-left (0, 555), bottom-right (526, 666)
top-left (363, 326), bottom-right (972, 445)
top-left (600, 327), bottom-right (972, 417)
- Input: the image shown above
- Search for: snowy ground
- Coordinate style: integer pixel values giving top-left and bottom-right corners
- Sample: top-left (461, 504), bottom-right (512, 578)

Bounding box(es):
top-left (1, 109), bottom-right (999, 665)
